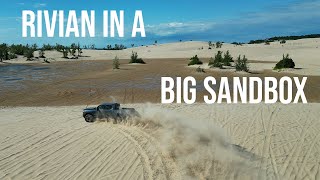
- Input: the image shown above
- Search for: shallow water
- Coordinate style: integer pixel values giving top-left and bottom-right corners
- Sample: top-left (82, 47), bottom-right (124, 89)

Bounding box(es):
top-left (0, 64), bottom-right (69, 93)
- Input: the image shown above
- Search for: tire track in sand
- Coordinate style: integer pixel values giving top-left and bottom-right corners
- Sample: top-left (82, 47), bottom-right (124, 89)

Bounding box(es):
top-left (259, 105), bottom-right (278, 180)
top-left (134, 125), bottom-right (181, 180)
top-left (279, 108), bottom-right (313, 178)
top-left (113, 124), bottom-right (175, 180)
top-left (111, 125), bottom-right (154, 180)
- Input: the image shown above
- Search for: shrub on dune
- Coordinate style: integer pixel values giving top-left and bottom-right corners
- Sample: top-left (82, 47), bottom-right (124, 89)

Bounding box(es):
top-left (216, 41), bottom-right (223, 48)
top-left (130, 51), bottom-right (145, 64)
top-left (209, 51), bottom-right (223, 68)
top-left (39, 49), bottom-right (45, 58)
top-left (222, 50), bottom-right (233, 66)
top-left (25, 49), bottom-right (34, 61)
top-left (8, 52), bottom-right (17, 59)
top-left (280, 40), bottom-right (286, 44)
top-left (274, 54), bottom-right (295, 70)
top-left (235, 55), bottom-right (249, 72)
top-left (188, 55), bottom-right (203, 66)
top-left (113, 56), bottom-right (120, 69)
top-left (62, 48), bottom-right (69, 59)
top-left (0, 43), bottom-right (9, 61)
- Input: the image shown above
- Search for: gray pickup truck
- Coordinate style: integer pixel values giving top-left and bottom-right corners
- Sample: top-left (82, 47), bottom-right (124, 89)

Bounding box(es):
top-left (83, 103), bottom-right (140, 123)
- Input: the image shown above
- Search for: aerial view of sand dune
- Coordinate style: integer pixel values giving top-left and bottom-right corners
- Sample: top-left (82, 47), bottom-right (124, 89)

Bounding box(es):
top-left (1, 37), bottom-right (320, 179)
top-left (1, 104), bottom-right (320, 179)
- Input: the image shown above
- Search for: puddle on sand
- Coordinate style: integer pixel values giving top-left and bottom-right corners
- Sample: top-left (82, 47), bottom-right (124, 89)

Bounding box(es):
top-left (0, 64), bottom-right (70, 93)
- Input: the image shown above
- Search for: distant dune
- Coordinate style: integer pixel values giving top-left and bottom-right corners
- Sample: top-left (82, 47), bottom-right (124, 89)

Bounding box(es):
top-left (3, 38), bottom-right (320, 76)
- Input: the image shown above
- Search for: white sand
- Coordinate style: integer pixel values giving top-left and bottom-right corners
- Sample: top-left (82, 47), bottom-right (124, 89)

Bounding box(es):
top-left (0, 103), bottom-right (319, 180)
top-left (2, 38), bottom-right (320, 76)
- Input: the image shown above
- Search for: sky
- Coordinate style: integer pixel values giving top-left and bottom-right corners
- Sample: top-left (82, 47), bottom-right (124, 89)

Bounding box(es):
top-left (0, 0), bottom-right (319, 47)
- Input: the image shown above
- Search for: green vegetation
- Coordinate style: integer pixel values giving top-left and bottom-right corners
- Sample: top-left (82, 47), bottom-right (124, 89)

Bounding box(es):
top-left (0, 42), bottom-right (87, 61)
top-left (0, 44), bottom-right (9, 62)
top-left (274, 54), bottom-right (295, 70)
top-left (106, 44), bottom-right (127, 50)
top-left (130, 51), bottom-right (145, 64)
top-left (72, 43), bottom-right (82, 57)
top-left (8, 52), bottom-right (17, 59)
top-left (25, 49), bottom-right (34, 61)
top-left (70, 43), bottom-right (77, 57)
top-left (209, 50), bottom-right (233, 68)
top-left (54, 43), bottom-right (83, 59)
top-left (280, 40), bottom-right (286, 44)
top-left (209, 51), bottom-right (223, 68)
top-left (231, 42), bottom-right (243, 46)
top-left (248, 34), bottom-right (320, 44)
top-left (39, 49), bottom-right (45, 58)
top-left (10, 44), bottom-right (30, 55)
top-left (41, 44), bottom-right (55, 50)
top-left (208, 41), bottom-right (214, 47)
top-left (62, 48), bottom-right (69, 58)
top-left (113, 56), bottom-right (120, 69)
top-left (222, 50), bottom-right (233, 66)
top-left (216, 41), bottom-right (223, 48)
top-left (0, 43), bottom-right (38, 61)
top-left (208, 41), bottom-right (215, 49)
top-left (82, 44), bottom-right (96, 49)
top-left (188, 55), bottom-right (203, 66)
top-left (235, 55), bottom-right (249, 72)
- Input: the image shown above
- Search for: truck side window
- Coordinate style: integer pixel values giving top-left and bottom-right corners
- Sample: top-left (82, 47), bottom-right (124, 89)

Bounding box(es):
top-left (105, 105), bottom-right (112, 110)
top-left (99, 105), bottom-right (112, 110)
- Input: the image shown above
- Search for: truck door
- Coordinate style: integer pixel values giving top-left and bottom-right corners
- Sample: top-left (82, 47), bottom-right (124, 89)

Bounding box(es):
top-left (98, 105), bottom-right (113, 119)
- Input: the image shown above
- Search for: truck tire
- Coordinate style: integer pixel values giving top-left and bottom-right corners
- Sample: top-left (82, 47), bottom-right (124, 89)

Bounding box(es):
top-left (84, 114), bottom-right (95, 123)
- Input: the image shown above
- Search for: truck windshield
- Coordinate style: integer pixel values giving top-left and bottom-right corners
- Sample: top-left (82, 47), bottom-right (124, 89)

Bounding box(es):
top-left (114, 104), bottom-right (120, 110)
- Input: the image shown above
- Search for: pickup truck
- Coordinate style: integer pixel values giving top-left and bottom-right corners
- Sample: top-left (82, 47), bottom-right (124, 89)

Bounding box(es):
top-left (83, 103), bottom-right (140, 123)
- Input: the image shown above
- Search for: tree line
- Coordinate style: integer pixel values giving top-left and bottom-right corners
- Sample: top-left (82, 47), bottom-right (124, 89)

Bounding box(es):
top-left (248, 34), bottom-right (320, 44)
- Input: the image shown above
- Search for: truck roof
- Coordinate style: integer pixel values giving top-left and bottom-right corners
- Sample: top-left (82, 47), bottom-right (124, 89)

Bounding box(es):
top-left (100, 102), bottom-right (119, 106)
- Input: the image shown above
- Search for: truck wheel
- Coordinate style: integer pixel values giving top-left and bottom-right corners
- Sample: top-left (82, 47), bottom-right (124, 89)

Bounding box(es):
top-left (84, 114), bottom-right (95, 123)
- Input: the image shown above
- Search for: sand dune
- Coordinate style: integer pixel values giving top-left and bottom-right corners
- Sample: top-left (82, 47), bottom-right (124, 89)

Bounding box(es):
top-left (1, 103), bottom-right (319, 180)
top-left (3, 38), bottom-right (320, 76)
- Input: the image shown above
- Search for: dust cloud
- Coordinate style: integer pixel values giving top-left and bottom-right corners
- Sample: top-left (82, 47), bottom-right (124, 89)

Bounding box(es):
top-left (124, 104), bottom-right (264, 179)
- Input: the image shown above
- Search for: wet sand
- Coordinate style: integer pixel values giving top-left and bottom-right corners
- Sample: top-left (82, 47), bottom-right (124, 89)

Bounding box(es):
top-left (1, 59), bottom-right (320, 106)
